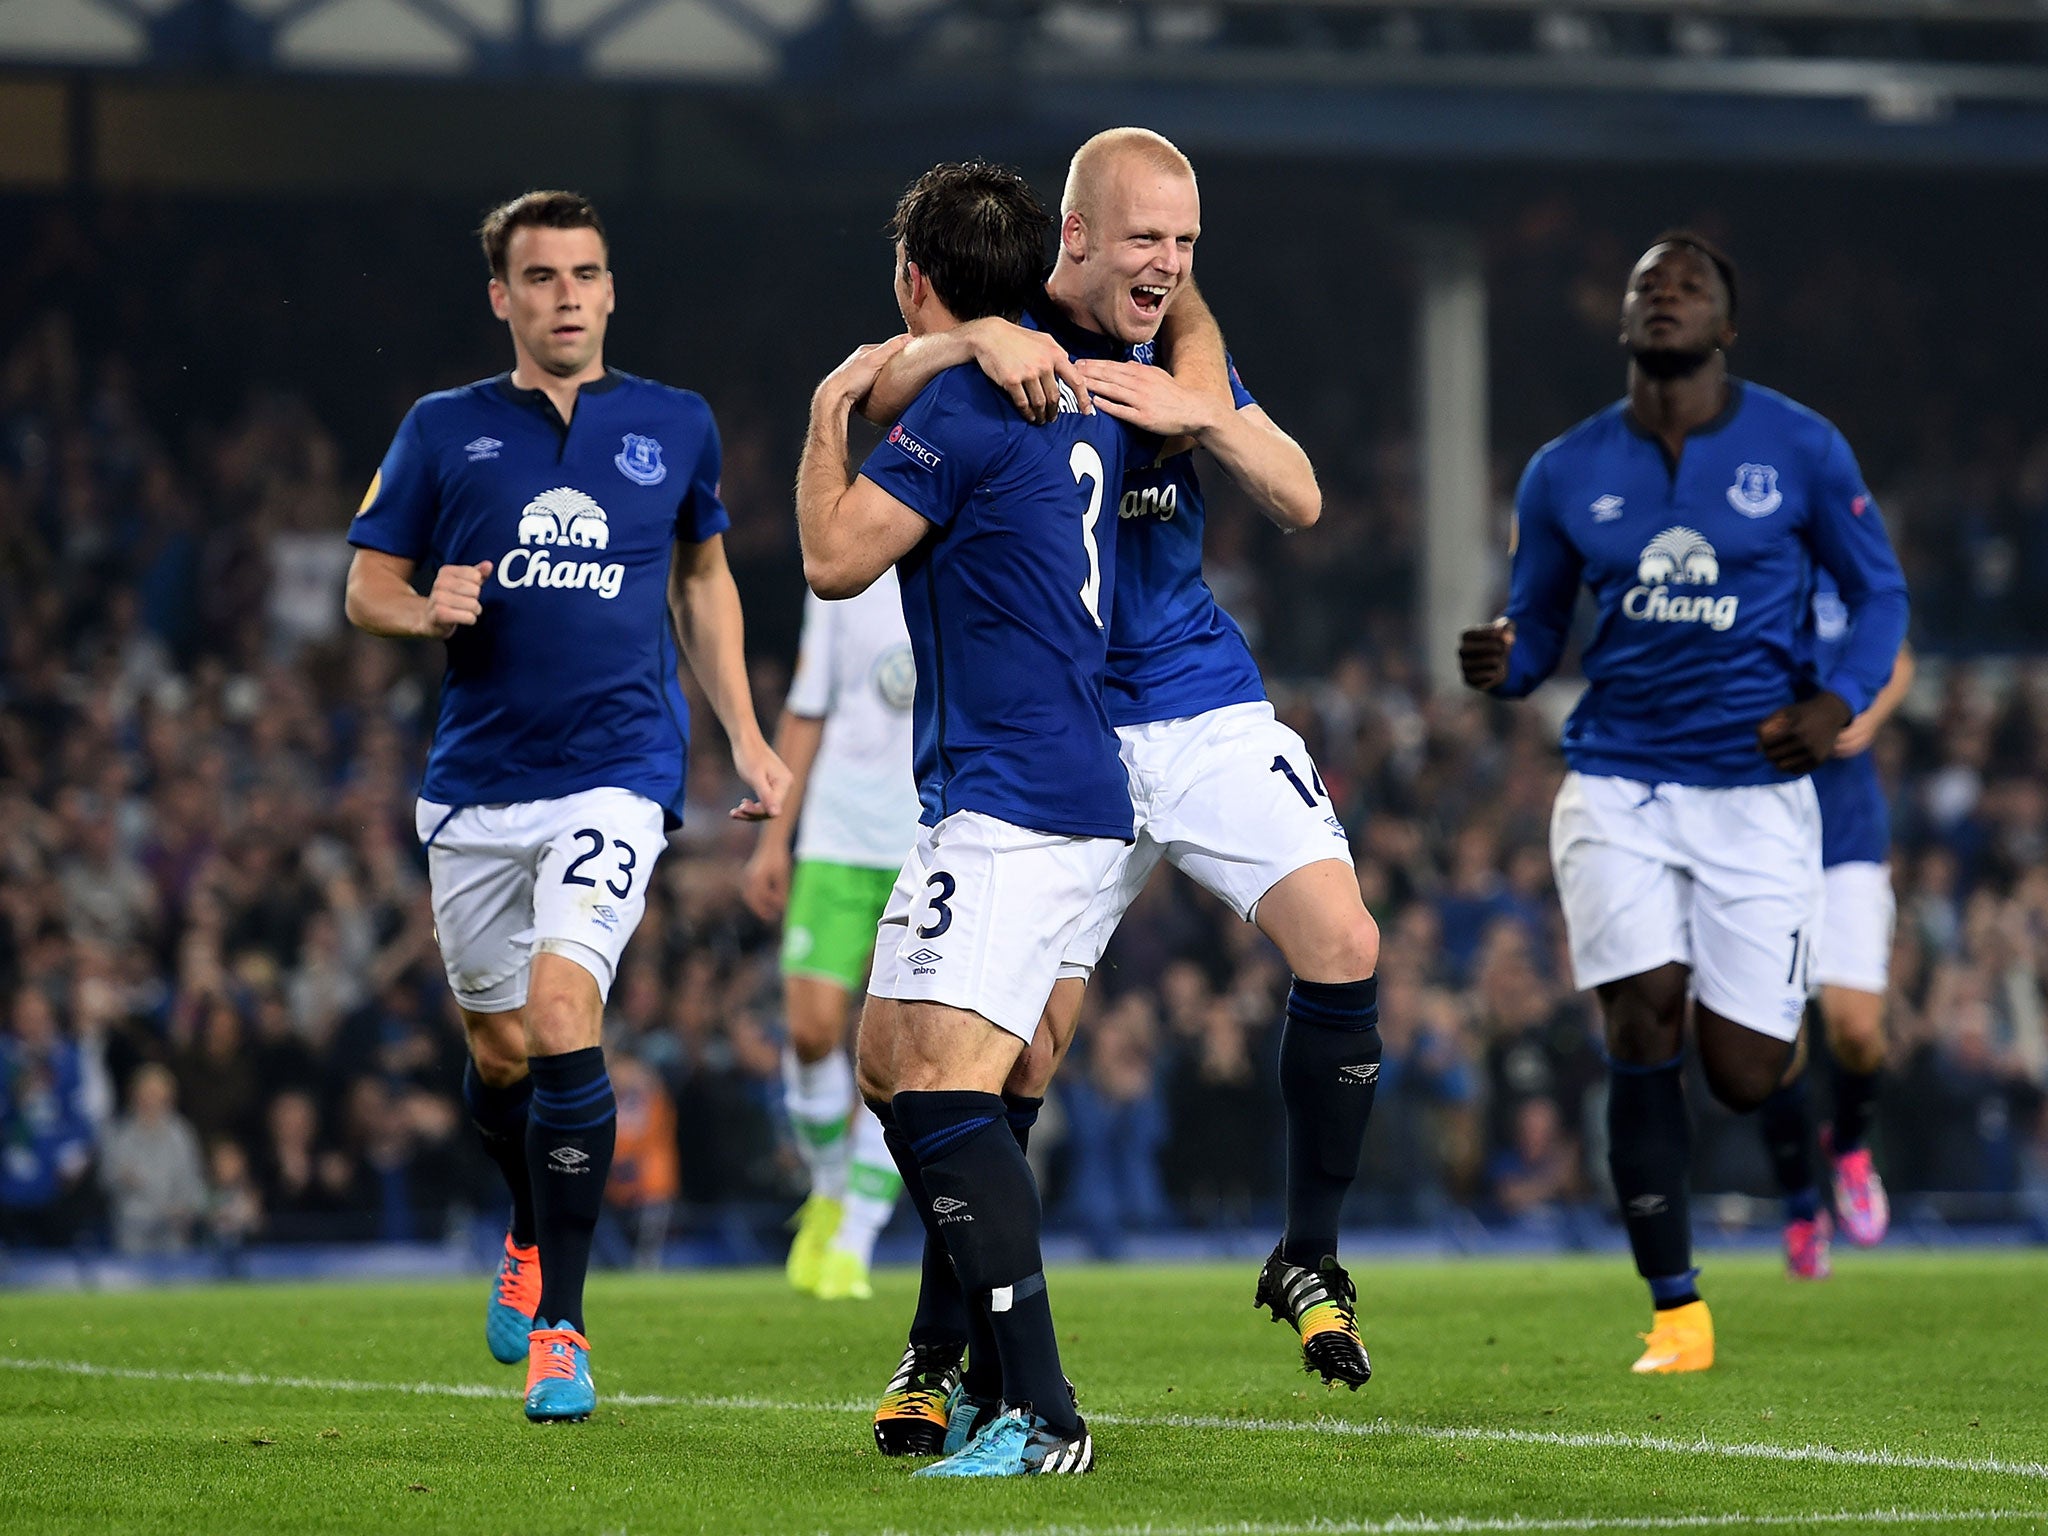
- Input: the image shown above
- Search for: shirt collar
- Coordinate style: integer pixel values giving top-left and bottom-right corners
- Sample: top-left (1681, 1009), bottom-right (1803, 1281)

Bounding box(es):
top-left (1624, 376), bottom-right (1745, 446)
top-left (1024, 292), bottom-right (1128, 363)
top-left (493, 367), bottom-right (624, 413)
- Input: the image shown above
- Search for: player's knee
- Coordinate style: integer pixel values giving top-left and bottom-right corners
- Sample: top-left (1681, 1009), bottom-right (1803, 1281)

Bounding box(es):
top-left (1702, 1052), bottom-right (1778, 1113)
top-left (467, 1033), bottom-right (527, 1087)
top-left (462, 1011), bottom-right (528, 1084)
top-left (786, 992), bottom-right (848, 1063)
top-left (1005, 1030), bottom-right (1056, 1099)
top-left (1823, 996), bottom-right (1886, 1073)
top-left (1598, 968), bottom-right (1687, 1065)
top-left (855, 1046), bottom-right (894, 1105)
top-left (523, 982), bottom-right (602, 1057)
top-left (1602, 1007), bottom-right (1682, 1067)
top-left (854, 998), bottom-right (897, 1103)
top-left (1348, 907), bottom-right (1381, 978)
top-left (1290, 904), bottom-right (1381, 983)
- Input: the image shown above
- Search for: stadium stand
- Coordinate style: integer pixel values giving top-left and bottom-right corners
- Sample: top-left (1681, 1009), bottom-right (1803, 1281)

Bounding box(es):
top-left (1, 190), bottom-right (2043, 1268)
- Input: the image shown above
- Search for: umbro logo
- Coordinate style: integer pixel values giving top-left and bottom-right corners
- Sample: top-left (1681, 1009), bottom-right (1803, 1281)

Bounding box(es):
top-left (1591, 494), bottom-right (1625, 522)
top-left (1339, 1063), bottom-right (1380, 1085)
top-left (464, 436), bottom-right (502, 462)
top-left (1626, 1194), bottom-right (1668, 1217)
top-left (931, 1197), bottom-right (966, 1214)
top-left (549, 1146), bottom-right (592, 1173)
top-left (907, 948), bottom-right (942, 976)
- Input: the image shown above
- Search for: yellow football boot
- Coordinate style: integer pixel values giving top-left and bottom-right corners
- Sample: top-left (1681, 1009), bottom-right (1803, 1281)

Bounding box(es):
top-left (1631, 1299), bottom-right (1714, 1373)
top-left (785, 1193), bottom-right (842, 1295)
top-left (814, 1246), bottom-right (873, 1301)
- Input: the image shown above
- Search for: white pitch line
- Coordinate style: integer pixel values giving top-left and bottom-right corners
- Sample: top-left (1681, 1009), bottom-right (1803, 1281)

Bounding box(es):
top-left (1078, 1410), bottom-right (2048, 1486)
top-left (5, 1355), bottom-right (2047, 1489)
top-left (873, 1514), bottom-right (2046, 1536)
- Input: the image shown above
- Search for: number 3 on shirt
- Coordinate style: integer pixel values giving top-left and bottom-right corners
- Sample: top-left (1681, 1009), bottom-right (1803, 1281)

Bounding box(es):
top-left (1071, 442), bottom-right (1105, 629)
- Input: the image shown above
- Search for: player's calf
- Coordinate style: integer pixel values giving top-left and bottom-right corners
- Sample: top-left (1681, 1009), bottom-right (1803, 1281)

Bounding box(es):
top-left (894, 1086), bottom-right (1080, 1441)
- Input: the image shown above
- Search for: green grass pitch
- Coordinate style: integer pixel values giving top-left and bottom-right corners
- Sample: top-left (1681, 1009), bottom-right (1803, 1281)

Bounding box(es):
top-left (4, 1252), bottom-right (2046, 1534)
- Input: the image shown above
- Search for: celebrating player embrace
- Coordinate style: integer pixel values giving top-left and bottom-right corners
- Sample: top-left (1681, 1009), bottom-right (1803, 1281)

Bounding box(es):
top-left (344, 191), bottom-right (788, 1423)
top-left (855, 130), bottom-right (1385, 1457)
top-left (797, 159), bottom-right (1157, 1476)
top-left (1459, 232), bottom-right (1908, 1373)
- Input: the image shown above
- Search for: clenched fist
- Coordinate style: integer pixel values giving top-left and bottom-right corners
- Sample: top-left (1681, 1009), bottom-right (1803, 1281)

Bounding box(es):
top-left (422, 560), bottom-right (493, 639)
top-left (1458, 618), bottom-right (1516, 692)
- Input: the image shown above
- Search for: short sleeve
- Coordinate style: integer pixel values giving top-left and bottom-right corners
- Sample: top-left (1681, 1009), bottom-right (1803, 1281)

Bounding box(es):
top-left (679, 406), bottom-right (732, 544)
top-left (347, 406), bottom-right (439, 560)
top-left (1223, 352), bottom-right (1257, 411)
top-left (856, 370), bottom-right (1003, 529)
top-left (785, 591), bottom-right (836, 719)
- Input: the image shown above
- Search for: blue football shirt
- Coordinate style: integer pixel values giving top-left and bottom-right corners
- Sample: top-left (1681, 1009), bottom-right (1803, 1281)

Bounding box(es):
top-left (348, 369), bottom-right (729, 820)
top-left (1496, 380), bottom-right (1909, 787)
top-left (857, 361), bottom-right (1142, 841)
top-left (1027, 298), bottom-right (1268, 727)
top-left (1806, 577), bottom-right (1892, 868)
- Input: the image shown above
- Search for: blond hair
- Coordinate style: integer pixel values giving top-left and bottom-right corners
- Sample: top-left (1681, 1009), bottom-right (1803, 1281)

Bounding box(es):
top-left (1060, 128), bottom-right (1197, 221)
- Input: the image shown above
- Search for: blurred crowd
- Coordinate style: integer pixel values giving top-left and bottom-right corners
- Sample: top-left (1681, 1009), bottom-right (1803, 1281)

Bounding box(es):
top-left (2, 190), bottom-right (2046, 1260)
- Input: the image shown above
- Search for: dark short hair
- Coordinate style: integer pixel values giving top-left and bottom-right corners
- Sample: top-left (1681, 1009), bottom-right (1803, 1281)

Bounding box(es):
top-left (1645, 228), bottom-right (1739, 323)
top-left (889, 161), bottom-right (1052, 323)
top-left (479, 191), bottom-right (609, 280)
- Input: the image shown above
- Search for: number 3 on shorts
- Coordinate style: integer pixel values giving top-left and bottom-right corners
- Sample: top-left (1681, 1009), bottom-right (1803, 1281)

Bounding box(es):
top-left (919, 871), bottom-right (956, 939)
top-left (562, 828), bottom-right (640, 900)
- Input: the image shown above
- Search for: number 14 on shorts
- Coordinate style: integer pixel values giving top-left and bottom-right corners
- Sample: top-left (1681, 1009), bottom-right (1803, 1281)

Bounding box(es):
top-left (1270, 755), bottom-right (1327, 807)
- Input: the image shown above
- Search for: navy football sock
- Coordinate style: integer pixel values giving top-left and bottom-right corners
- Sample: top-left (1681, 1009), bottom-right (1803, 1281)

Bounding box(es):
top-left (1277, 977), bottom-right (1381, 1268)
top-left (1831, 1063), bottom-right (1880, 1154)
top-left (1759, 1077), bottom-right (1820, 1222)
top-left (1004, 1093), bottom-right (1044, 1150)
top-left (895, 1089), bottom-right (1076, 1436)
top-left (526, 1047), bottom-right (615, 1336)
top-left (463, 1058), bottom-right (536, 1248)
top-left (959, 1094), bottom-right (1047, 1399)
top-left (867, 1098), bottom-right (971, 1350)
top-left (1607, 1054), bottom-right (1697, 1307)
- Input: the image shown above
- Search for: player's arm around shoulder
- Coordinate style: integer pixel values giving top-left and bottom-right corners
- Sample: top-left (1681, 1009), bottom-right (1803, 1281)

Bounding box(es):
top-left (1079, 282), bottom-right (1322, 529)
top-left (797, 338), bottom-right (949, 600)
top-left (864, 317), bottom-right (1089, 429)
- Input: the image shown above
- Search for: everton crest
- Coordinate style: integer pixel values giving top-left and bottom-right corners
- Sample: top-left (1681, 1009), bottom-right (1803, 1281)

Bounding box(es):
top-left (615, 433), bottom-right (667, 487)
top-left (1726, 462), bottom-right (1782, 518)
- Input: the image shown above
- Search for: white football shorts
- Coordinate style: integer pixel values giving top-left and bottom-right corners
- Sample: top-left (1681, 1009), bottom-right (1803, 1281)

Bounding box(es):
top-left (1549, 771), bottom-right (1823, 1043)
top-left (866, 810), bottom-right (1127, 1043)
top-left (415, 786), bottom-right (669, 1012)
top-left (1812, 860), bottom-right (1895, 996)
top-left (1061, 701), bottom-right (1355, 975)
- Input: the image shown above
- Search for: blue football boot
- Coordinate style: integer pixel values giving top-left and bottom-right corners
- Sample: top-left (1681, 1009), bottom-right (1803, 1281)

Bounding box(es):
top-left (487, 1235), bottom-right (541, 1366)
top-left (914, 1406), bottom-right (1093, 1476)
top-left (523, 1321), bottom-right (595, 1423)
